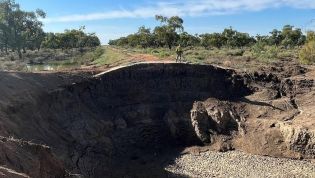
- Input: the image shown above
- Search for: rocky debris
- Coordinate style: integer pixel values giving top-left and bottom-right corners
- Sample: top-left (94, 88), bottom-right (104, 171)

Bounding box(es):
top-left (203, 98), bottom-right (242, 133)
top-left (190, 98), bottom-right (243, 144)
top-left (227, 62), bottom-right (315, 159)
top-left (258, 61), bottom-right (308, 78)
top-left (166, 149), bottom-right (315, 178)
top-left (278, 123), bottom-right (315, 158)
top-left (191, 102), bottom-right (213, 143)
top-left (0, 136), bottom-right (67, 178)
top-left (280, 78), bottom-right (314, 97)
top-left (0, 166), bottom-right (29, 178)
top-left (252, 71), bottom-right (280, 84)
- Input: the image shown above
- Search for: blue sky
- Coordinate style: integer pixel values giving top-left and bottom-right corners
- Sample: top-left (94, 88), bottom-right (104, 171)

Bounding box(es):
top-left (16, 0), bottom-right (315, 44)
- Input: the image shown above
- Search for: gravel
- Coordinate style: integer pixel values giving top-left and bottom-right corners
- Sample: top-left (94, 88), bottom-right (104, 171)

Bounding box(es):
top-left (165, 150), bottom-right (315, 178)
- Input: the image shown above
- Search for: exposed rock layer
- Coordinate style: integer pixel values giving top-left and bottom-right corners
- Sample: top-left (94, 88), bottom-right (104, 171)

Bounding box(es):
top-left (0, 136), bottom-right (66, 178)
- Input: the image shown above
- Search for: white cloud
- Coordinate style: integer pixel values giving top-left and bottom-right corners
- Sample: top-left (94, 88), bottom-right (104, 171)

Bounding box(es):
top-left (42, 0), bottom-right (315, 23)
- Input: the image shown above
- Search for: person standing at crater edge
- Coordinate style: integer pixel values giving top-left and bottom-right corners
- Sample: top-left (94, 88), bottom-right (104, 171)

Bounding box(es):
top-left (176, 44), bottom-right (183, 63)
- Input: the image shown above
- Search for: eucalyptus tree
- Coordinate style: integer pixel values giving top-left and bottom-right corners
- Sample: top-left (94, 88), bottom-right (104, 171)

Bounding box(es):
top-left (0, 0), bottom-right (45, 58)
top-left (154, 15), bottom-right (184, 49)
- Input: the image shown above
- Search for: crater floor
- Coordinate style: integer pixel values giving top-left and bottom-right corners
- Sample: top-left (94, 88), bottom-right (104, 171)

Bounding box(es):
top-left (166, 149), bottom-right (315, 178)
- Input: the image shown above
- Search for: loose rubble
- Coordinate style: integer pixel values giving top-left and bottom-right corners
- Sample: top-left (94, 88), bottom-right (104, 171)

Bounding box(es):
top-left (166, 150), bottom-right (315, 178)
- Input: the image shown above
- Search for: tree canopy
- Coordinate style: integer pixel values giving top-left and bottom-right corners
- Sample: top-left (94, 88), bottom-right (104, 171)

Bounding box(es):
top-left (109, 16), bottom-right (306, 50)
top-left (109, 15), bottom-right (185, 49)
top-left (41, 27), bottom-right (100, 50)
top-left (0, 0), bottom-right (46, 58)
top-left (0, 0), bottom-right (101, 59)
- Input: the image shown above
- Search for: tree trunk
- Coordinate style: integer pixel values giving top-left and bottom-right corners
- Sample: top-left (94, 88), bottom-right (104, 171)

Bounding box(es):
top-left (17, 48), bottom-right (22, 59)
top-left (168, 44), bottom-right (172, 50)
top-left (4, 45), bottom-right (8, 54)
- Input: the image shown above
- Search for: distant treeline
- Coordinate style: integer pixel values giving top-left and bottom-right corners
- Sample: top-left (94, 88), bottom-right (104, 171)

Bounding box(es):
top-left (41, 28), bottom-right (100, 50)
top-left (109, 15), bottom-right (307, 49)
top-left (0, 0), bottom-right (100, 58)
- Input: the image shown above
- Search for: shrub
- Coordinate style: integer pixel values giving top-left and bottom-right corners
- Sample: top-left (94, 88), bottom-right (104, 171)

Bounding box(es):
top-left (151, 49), bottom-right (160, 54)
top-left (299, 41), bottom-right (315, 64)
top-left (226, 49), bottom-right (245, 56)
top-left (158, 51), bottom-right (171, 58)
top-left (278, 48), bottom-right (298, 59)
top-left (92, 47), bottom-right (105, 59)
top-left (196, 55), bottom-right (205, 60)
top-left (262, 46), bottom-right (279, 60)
top-left (250, 42), bottom-right (279, 61)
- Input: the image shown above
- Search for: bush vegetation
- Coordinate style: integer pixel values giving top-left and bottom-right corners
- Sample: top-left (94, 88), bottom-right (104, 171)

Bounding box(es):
top-left (109, 16), bottom-right (307, 53)
top-left (109, 15), bottom-right (313, 64)
top-left (299, 41), bottom-right (315, 64)
top-left (41, 27), bottom-right (100, 50)
top-left (1, 0), bottom-right (313, 66)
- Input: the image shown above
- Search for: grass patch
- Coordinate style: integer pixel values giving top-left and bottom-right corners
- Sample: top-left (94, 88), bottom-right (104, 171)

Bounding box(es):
top-left (245, 43), bottom-right (280, 62)
top-left (127, 47), bottom-right (175, 59)
top-left (151, 48), bottom-right (173, 58)
top-left (92, 46), bottom-right (126, 66)
top-left (47, 47), bottom-right (105, 67)
top-left (299, 41), bottom-right (315, 64)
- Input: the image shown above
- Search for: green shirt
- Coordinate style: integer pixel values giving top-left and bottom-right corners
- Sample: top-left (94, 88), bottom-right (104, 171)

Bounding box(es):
top-left (176, 46), bottom-right (183, 54)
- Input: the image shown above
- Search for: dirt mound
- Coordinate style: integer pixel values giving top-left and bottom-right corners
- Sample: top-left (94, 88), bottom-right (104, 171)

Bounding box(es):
top-left (0, 136), bottom-right (66, 178)
top-left (0, 62), bottom-right (314, 177)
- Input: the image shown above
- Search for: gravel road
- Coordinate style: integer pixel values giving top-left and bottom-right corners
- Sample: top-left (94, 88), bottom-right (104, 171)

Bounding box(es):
top-left (165, 150), bottom-right (315, 178)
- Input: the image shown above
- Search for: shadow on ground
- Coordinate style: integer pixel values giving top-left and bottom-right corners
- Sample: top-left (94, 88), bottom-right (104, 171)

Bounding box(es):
top-left (108, 147), bottom-right (190, 178)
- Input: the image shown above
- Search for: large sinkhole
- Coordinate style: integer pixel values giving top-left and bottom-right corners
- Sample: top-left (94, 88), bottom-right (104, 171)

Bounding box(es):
top-left (1, 63), bottom-right (252, 177)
